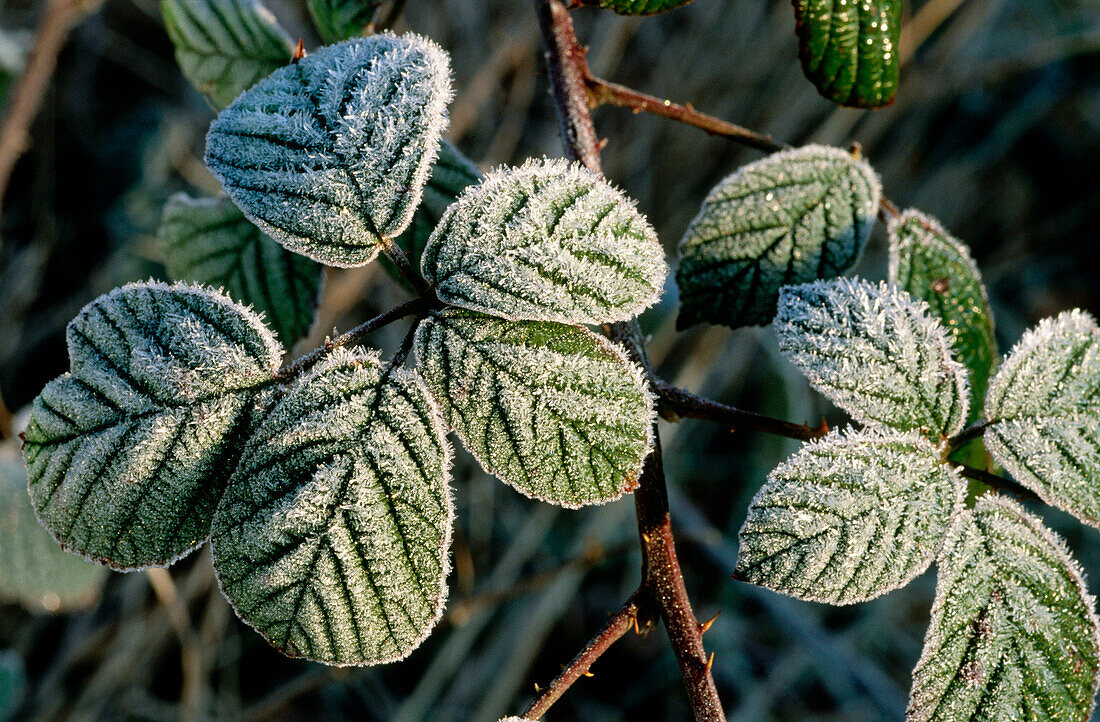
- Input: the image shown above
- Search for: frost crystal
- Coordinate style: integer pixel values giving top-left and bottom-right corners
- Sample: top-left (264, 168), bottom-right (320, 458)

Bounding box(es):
top-left (735, 429), bottom-right (963, 605)
top-left (676, 144), bottom-right (880, 329)
top-left (908, 496), bottom-right (1100, 721)
top-left (205, 34), bottom-right (453, 267)
top-left (21, 281), bottom-right (282, 570)
top-left (162, 0), bottom-right (294, 109)
top-left (160, 194), bottom-right (322, 347)
top-left (775, 278), bottom-right (970, 437)
top-left (984, 311), bottom-right (1100, 528)
top-left (421, 158), bottom-right (667, 325)
top-left (889, 209), bottom-right (996, 410)
top-left (414, 308), bottom-right (654, 508)
top-left (212, 348), bottom-right (453, 666)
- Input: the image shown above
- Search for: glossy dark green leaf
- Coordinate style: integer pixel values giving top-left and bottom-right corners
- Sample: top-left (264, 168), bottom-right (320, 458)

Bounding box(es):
top-left (308, 0), bottom-right (378, 44)
top-left (581, 0), bottom-right (696, 15)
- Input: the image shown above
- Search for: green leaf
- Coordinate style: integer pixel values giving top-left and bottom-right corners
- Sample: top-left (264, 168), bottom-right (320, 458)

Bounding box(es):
top-left (161, 0), bottom-right (294, 109)
top-left (889, 210), bottom-right (996, 412)
top-left (676, 145), bottom-right (880, 330)
top-left (908, 496), bottom-right (1100, 721)
top-left (0, 454), bottom-right (107, 612)
top-left (381, 140), bottom-right (482, 290)
top-left (212, 349), bottom-right (452, 666)
top-left (776, 278), bottom-right (970, 437)
top-left (307, 0), bottom-right (378, 44)
top-left (421, 159), bottom-right (667, 325)
top-left (792, 0), bottom-right (902, 108)
top-left (580, 0), bottom-right (696, 15)
top-left (414, 308), bottom-right (654, 508)
top-left (205, 34), bottom-right (453, 268)
top-left (0, 649), bottom-right (25, 722)
top-left (160, 194), bottom-right (323, 347)
top-left (983, 311), bottom-right (1100, 528)
top-left (22, 282), bottom-right (282, 570)
top-left (735, 429), bottom-right (963, 605)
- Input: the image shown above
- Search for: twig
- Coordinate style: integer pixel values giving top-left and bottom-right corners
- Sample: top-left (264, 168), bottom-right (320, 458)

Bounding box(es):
top-left (946, 419), bottom-right (993, 452)
top-left (655, 378), bottom-right (827, 442)
top-left (0, 0), bottom-right (104, 225)
top-left (275, 296), bottom-right (428, 381)
top-left (145, 568), bottom-right (203, 722)
top-left (380, 235), bottom-right (434, 299)
top-left (953, 463), bottom-right (1041, 504)
top-left (522, 595), bottom-right (641, 720)
top-left (533, 2), bottom-right (725, 719)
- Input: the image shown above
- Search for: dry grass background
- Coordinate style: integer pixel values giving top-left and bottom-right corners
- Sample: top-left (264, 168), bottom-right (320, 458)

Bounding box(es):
top-left (1, 0), bottom-right (1100, 719)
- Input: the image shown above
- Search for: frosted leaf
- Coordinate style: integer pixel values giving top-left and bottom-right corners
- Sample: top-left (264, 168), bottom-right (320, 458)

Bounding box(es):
top-left (735, 429), bottom-right (963, 605)
top-left (160, 194), bottom-right (322, 347)
top-left (161, 0), bottom-right (294, 109)
top-left (381, 140), bottom-right (482, 290)
top-left (889, 210), bottom-right (996, 411)
top-left (582, 0), bottom-right (696, 14)
top-left (0, 452), bottom-right (107, 612)
top-left (983, 311), bottom-right (1100, 528)
top-left (205, 34), bottom-right (453, 268)
top-left (908, 496), bottom-right (1100, 721)
top-left (211, 349), bottom-right (453, 666)
top-left (421, 159), bottom-right (667, 325)
top-left (792, 0), bottom-right (901, 108)
top-left (775, 278), bottom-right (970, 437)
top-left (414, 308), bottom-right (654, 508)
top-left (676, 145), bottom-right (880, 329)
top-left (307, 0), bottom-right (377, 44)
top-left (21, 282), bottom-right (282, 570)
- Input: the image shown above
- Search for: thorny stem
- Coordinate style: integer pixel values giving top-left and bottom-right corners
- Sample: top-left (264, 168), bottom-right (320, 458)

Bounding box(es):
top-left (946, 419), bottom-right (994, 452)
top-left (655, 378), bottom-right (828, 442)
top-left (380, 235), bottom-right (434, 299)
top-left (953, 463), bottom-right (1041, 504)
top-left (275, 296), bottom-right (428, 381)
top-left (533, 1), bottom-right (725, 719)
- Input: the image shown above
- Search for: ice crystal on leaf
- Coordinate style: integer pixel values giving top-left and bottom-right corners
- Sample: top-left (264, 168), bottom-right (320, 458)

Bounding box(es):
top-left (775, 278), bottom-right (970, 437)
top-left (205, 34), bottom-right (452, 267)
top-left (984, 311), bottom-right (1100, 528)
top-left (908, 496), bottom-right (1100, 721)
top-left (21, 282), bottom-right (282, 570)
top-left (414, 308), bottom-right (654, 508)
top-left (676, 145), bottom-right (880, 330)
top-left (735, 429), bottom-right (963, 605)
top-left (421, 159), bottom-right (667, 325)
top-left (212, 349), bottom-right (453, 666)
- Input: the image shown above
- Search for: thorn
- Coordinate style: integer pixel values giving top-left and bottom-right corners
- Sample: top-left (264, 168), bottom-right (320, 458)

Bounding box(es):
top-left (685, 101), bottom-right (695, 112)
top-left (534, 682), bottom-right (541, 693)
top-left (699, 611), bottom-right (720, 634)
top-left (704, 651), bottom-right (715, 674)
top-left (292, 39), bottom-right (306, 63)
top-left (583, 669), bottom-right (594, 678)
top-left (596, 137), bottom-right (609, 151)
top-left (632, 615), bottom-right (640, 635)
top-left (641, 532), bottom-right (650, 544)
top-left (848, 141), bottom-right (863, 160)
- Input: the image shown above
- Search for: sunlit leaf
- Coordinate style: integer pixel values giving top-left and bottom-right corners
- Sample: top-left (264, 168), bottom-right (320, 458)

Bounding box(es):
top-left (415, 308), bottom-right (654, 507)
top-left (676, 145), bottom-right (880, 329)
top-left (205, 34), bottom-right (452, 267)
top-left (908, 496), bottom-right (1100, 721)
top-left (735, 429), bottom-right (962, 604)
top-left (22, 282), bottom-right (282, 570)
top-left (422, 159), bottom-right (666, 325)
top-left (212, 349), bottom-right (453, 665)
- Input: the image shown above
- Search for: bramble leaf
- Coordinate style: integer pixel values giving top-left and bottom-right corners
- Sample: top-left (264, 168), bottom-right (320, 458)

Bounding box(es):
top-left (421, 159), bottom-right (666, 325)
top-left (212, 349), bottom-right (452, 665)
top-left (162, 0), bottom-right (294, 109)
top-left (889, 210), bottom-right (996, 411)
top-left (908, 496), bottom-right (1100, 721)
top-left (581, 0), bottom-right (696, 15)
top-left (22, 282), bottom-right (282, 570)
top-left (735, 430), bottom-right (963, 605)
top-left (0, 649), bottom-right (25, 722)
top-left (414, 308), bottom-right (653, 508)
top-left (676, 145), bottom-right (880, 329)
top-left (159, 194), bottom-right (322, 347)
top-left (775, 278), bottom-right (970, 437)
top-left (984, 311), bottom-right (1100, 528)
top-left (792, 0), bottom-right (902, 108)
top-left (381, 140), bottom-right (482, 289)
top-left (307, 0), bottom-right (378, 44)
top-left (0, 453), bottom-right (107, 612)
top-left (205, 34), bottom-right (453, 268)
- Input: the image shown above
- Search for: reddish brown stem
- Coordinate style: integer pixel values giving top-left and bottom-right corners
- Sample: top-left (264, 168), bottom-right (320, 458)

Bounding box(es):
top-left (532, 1), bottom-right (725, 719)
top-left (655, 378), bottom-right (828, 442)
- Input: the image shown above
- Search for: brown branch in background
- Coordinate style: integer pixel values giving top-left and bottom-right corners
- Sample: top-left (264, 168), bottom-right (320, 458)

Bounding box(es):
top-left (655, 378), bottom-right (828, 442)
top-left (532, 1), bottom-right (725, 719)
top-left (375, 0), bottom-right (411, 32)
top-left (522, 595), bottom-right (642, 719)
top-left (145, 568), bottom-right (203, 722)
top-left (0, 0), bottom-right (105, 226)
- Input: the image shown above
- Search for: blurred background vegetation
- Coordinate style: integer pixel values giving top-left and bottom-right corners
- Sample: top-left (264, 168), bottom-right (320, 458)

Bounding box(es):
top-left (1, 0), bottom-right (1099, 719)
